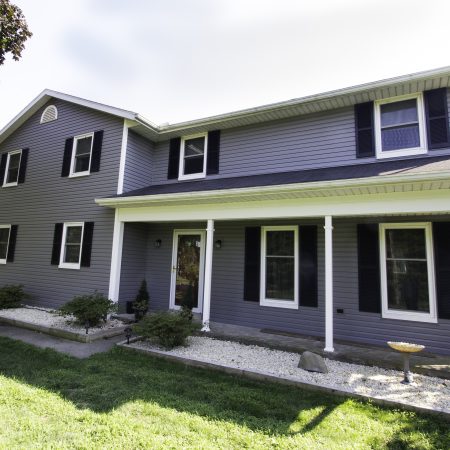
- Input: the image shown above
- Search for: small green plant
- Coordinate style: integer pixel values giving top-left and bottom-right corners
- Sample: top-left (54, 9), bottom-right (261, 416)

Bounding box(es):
top-left (133, 279), bottom-right (149, 321)
top-left (0, 284), bottom-right (30, 309)
top-left (59, 292), bottom-right (114, 327)
top-left (134, 311), bottom-right (200, 349)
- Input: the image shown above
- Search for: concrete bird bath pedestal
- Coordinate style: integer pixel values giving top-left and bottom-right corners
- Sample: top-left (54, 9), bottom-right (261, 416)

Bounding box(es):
top-left (387, 341), bottom-right (425, 384)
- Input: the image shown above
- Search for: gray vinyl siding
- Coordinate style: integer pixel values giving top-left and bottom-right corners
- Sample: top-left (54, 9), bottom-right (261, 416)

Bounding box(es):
top-left (149, 90), bottom-right (450, 186)
top-left (119, 217), bottom-right (450, 355)
top-left (0, 99), bottom-right (123, 308)
top-left (123, 130), bottom-right (153, 192)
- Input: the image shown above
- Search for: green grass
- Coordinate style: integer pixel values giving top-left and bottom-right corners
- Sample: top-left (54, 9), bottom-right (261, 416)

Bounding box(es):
top-left (0, 337), bottom-right (448, 449)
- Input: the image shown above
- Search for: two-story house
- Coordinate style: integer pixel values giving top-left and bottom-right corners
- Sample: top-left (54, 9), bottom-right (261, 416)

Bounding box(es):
top-left (1, 67), bottom-right (450, 355)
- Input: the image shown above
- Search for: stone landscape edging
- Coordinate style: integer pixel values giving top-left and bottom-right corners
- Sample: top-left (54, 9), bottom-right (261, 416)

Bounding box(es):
top-left (0, 316), bottom-right (127, 343)
top-left (117, 341), bottom-right (450, 422)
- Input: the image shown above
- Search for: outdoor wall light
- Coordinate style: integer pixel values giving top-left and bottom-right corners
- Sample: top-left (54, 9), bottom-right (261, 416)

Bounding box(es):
top-left (215, 239), bottom-right (222, 249)
top-left (154, 239), bottom-right (162, 248)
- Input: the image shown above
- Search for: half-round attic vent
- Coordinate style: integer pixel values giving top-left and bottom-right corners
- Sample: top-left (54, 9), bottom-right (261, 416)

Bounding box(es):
top-left (40, 105), bottom-right (58, 124)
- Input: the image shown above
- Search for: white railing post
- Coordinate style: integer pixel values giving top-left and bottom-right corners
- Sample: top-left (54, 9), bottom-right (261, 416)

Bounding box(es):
top-left (108, 209), bottom-right (124, 303)
top-left (324, 215), bottom-right (334, 352)
top-left (202, 219), bottom-right (214, 331)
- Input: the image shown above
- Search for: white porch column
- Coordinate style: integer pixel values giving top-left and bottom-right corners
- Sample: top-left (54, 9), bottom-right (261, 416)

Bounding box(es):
top-left (202, 219), bottom-right (215, 331)
top-left (108, 209), bottom-right (124, 303)
top-left (324, 215), bottom-right (334, 352)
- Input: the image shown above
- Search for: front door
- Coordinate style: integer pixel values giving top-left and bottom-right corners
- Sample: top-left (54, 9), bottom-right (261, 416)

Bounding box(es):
top-left (170, 230), bottom-right (206, 313)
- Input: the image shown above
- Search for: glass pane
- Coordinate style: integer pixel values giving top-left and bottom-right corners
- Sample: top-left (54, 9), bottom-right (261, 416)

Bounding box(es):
top-left (8, 153), bottom-right (21, 169)
top-left (184, 137), bottom-right (205, 157)
top-left (75, 137), bottom-right (92, 156)
top-left (266, 230), bottom-right (294, 256)
top-left (64, 244), bottom-right (81, 263)
top-left (66, 226), bottom-right (82, 244)
top-left (0, 243), bottom-right (7, 259)
top-left (381, 125), bottom-right (420, 151)
top-left (6, 167), bottom-right (19, 183)
top-left (75, 154), bottom-right (90, 173)
top-left (6, 153), bottom-right (21, 183)
top-left (266, 257), bottom-right (295, 300)
top-left (184, 156), bottom-right (204, 175)
top-left (380, 99), bottom-right (418, 127)
top-left (175, 234), bottom-right (201, 308)
top-left (0, 228), bottom-right (10, 244)
top-left (387, 260), bottom-right (430, 312)
top-left (386, 229), bottom-right (426, 259)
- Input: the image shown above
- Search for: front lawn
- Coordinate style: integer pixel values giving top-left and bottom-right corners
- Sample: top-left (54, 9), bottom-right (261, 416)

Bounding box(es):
top-left (0, 337), bottom-right (448, 449)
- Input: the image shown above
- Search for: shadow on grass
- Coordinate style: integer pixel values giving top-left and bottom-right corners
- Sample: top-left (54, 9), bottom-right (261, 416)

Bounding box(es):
top-left (0, 336), bottom-right (448, 443)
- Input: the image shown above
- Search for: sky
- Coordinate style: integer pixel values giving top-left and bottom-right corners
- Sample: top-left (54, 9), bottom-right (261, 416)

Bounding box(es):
top-left (1, 0), bottom-right (450, 129)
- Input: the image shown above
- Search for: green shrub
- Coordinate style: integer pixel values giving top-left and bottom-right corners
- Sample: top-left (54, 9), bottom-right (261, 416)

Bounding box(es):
top-left (134, 311), bottom-right (200, 349)
top-left (0, 284), bottom-right (30, 309)
top-left (132, 279), bottom-right (149, 321)
top-left (59, 292), bottom-right (114, 326)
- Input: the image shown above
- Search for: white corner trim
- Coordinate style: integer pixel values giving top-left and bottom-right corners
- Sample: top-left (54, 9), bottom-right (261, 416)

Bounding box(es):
top-left (117, 120), bottom-right (131, 195)
top-left (379, 222), bottom-right (437, 323)
top-left (108, 209), bottom-right (124, 302)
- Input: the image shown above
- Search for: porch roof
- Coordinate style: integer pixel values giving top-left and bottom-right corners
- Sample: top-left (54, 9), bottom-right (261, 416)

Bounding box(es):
top-left (97, 155), bottom-right (450, 208)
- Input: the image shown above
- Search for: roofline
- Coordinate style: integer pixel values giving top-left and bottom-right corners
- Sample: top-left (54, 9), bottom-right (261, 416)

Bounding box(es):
top-left (2, 66), bottom-right (450, 144)
top-left (95, 169), bottom-right (450, 208)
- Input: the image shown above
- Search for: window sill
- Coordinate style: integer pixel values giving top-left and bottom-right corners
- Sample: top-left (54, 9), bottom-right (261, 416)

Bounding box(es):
top-left (376, 147), bottom-right (427, 159)
top-left (382, 310), bottom-right (437, 323)
top-left (0, 260), bottom-right (6, 265)
top-left (178, 173), bottom-right (206, 181)
top-left (2, 182), bottom-right (18, 188)
top-left (58, 263), bottom-right (81, 270)
top-left (260, 299), bottom-right (298, 309)
top-left (69, 171), bottom-right (91, 178)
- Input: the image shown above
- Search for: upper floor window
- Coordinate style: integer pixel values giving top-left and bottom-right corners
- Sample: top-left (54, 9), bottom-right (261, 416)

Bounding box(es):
top-left (40, 105), bottom-right (58, 124)
top-left (178, 133), bottom-right (207, 180)
top-left (0, 225), bottom-right (11, 264)
top-left (3, 150), bottom-right (22, 187)
top-left (374, 94), bottom-right (426, 159)
top-left (70, 133), bottom-right (94, 177)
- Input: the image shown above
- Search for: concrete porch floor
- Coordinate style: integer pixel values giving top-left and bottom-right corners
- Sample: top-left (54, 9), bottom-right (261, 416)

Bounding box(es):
top-left (207, 322), bottom-right (450, 380)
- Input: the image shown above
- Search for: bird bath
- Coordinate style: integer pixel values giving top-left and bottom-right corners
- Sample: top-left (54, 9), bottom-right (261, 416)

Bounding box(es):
top-left (387, 341), bottom-right (425, 384)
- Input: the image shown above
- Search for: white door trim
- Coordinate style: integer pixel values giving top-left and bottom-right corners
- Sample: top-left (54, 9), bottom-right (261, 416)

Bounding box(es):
top-left (170, 229), bottom-right (206, 313)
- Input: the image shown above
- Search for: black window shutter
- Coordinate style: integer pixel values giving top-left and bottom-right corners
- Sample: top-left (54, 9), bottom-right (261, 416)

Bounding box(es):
top-left (0, 153), bottom-right (7, 185)
top-left (433, 222), bottom-right (450, 319)
top-left (80, 222), bottom-right (94, 267)
top-left (299, 225), bottom-right (318, 307)
top-left (357, 224), bottom-right (381, 313)
top-left (51, 223), bottom-right (64, 265)
top-left (90, 131), bottom-right (103, 173)
top-left (244, 227), bottom-right (261, 302)
top-left (61, 138), bottom-right (73, 177)
top-left (206, 130), bottom-right (221, 175)
top-left (424, 88), bottom-right (450, 150)
top-left (17, 148), bottom-right (29, 184)
top-left (167, 138), bottom-right (181, 179)
top-left (6, 225), bottom-right (18, 262)
top-left (355, 102), bottom-right (375, 158)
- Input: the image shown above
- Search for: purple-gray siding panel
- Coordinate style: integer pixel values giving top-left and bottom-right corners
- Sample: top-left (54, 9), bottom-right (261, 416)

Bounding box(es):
top-left (123, 130), bottom-right (153, 192)
top-left (0, 99), bottom-right (123, 308)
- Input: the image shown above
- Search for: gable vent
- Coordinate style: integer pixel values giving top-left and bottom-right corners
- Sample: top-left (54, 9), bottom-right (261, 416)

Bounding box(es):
top-left (40, 105), bottom-right (58, 124)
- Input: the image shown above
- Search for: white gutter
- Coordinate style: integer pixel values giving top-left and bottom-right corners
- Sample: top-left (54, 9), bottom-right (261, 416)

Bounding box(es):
top-left (95, 170), bottom-right (450, 208)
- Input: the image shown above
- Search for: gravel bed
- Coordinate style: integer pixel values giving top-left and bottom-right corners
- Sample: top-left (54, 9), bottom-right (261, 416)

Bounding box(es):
top-left (133, 336), bottom-right (450, 413)
top-left (0, 307), bottom-right (124, 335)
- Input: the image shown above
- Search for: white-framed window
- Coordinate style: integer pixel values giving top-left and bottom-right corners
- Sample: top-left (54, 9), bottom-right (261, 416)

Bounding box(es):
top-left (0, 225), bottom-right (11, 264)
top-left (59, 222), bottom-right (84, 269)
top-left (260, 225), bottom-right (299, 309)
top-left (374, 93), bottom-right (427, 159)
top-left (178, 133), bottom-right (207, 180)
top-left (40, 105), bottom-right (58, 124)
top-left (3, 150), bottom-right (22, 187)
top-left (379, 222), bottom-right (437, 323)
top-left (69, 133), bottom-right (94, 177)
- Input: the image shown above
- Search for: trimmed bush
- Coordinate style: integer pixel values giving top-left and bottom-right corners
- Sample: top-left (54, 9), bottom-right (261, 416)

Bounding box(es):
top-left (134, 311), bottom-right (200, 349)
top-left (0, 285), bottom-right (30, 309)
top-left (133, 280), bottom-right (149, 321)
top-left (59, 292), bottom-right (114, 326)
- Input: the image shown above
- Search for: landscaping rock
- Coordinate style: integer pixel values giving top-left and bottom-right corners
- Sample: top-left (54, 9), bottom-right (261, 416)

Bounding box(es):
top-left (298, 351), bottom-right (328, 373)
